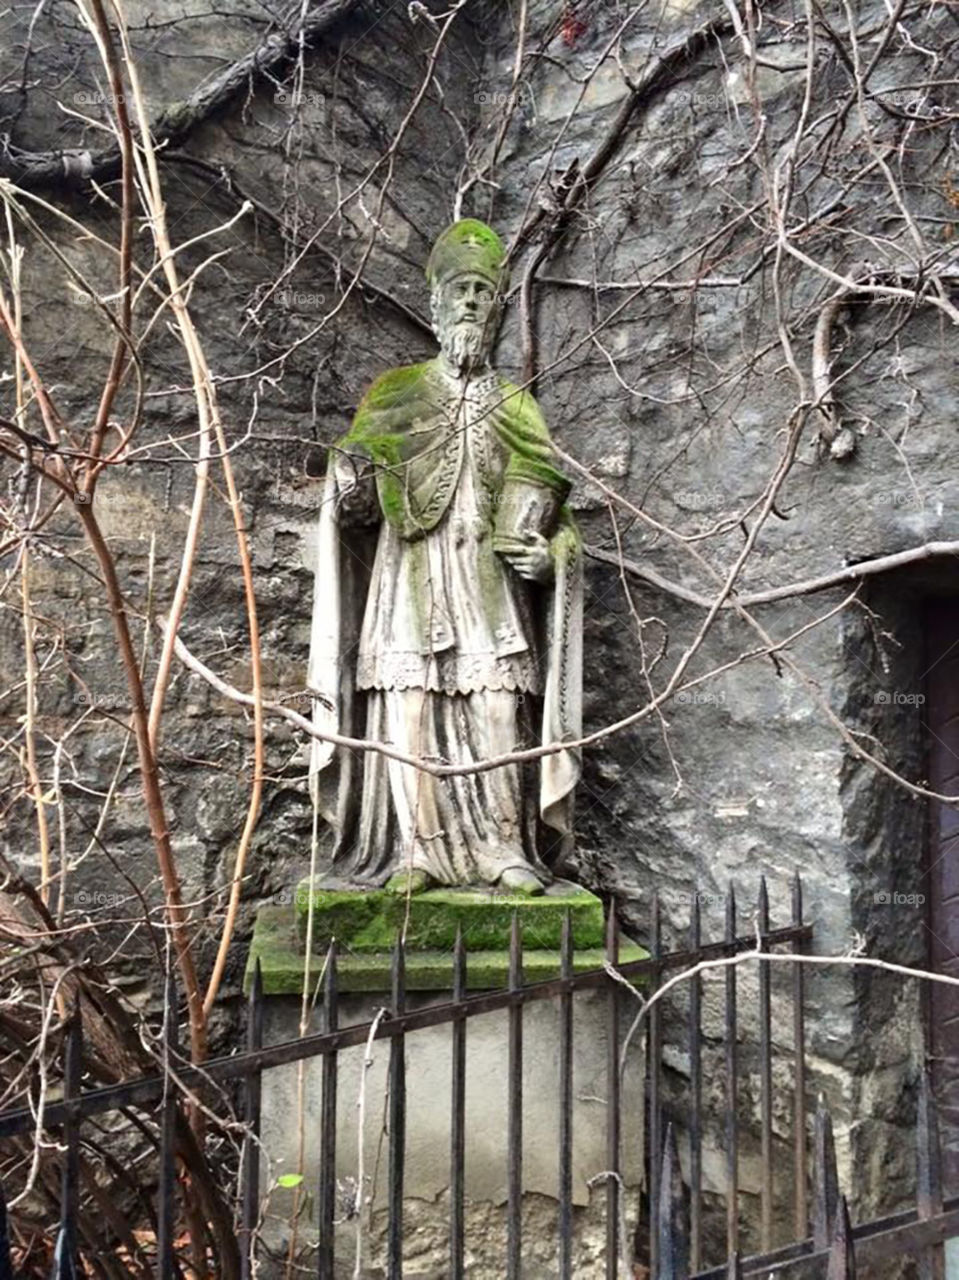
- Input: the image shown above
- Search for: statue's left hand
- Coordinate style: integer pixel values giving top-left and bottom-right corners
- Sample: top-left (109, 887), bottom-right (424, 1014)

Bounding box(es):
top-left (496, 531), bottom-right (553, 583)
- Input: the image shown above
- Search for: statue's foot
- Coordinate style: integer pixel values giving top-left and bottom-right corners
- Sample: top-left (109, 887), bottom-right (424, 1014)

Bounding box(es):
top-left (498, 868), bottom-right (544, 897)
top-left (385, 868), bottom-right (433, 896)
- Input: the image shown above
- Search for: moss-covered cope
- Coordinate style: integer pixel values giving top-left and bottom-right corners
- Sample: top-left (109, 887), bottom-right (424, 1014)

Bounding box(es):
top-left (244, 882), bottom-right (648, 993)
top-left (340, 362), bottom-right (572, 541)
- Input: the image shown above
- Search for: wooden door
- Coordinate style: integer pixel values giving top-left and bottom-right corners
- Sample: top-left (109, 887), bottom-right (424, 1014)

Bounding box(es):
top-left (924, 598), bottom-right (959, 1186)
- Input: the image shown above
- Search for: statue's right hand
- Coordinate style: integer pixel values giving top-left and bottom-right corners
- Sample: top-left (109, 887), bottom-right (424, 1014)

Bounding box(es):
top-left (334, 448), bottom-right (366, 489)
top-left (332, 447), bottom-right (376, 521)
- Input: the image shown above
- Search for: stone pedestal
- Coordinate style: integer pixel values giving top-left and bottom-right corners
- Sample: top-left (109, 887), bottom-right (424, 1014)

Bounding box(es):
top-left (244, 882), bottom-right (647, 1277)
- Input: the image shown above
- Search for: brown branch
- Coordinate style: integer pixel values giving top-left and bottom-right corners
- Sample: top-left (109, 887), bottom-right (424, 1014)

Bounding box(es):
top-left (0, 884), bottom-right (240, 1278)
top-left (510, 14), bottom-right (734, 260)
top-left (76, 504), bottom-right (205, 1067)
top-left (586, 539), bottom-right (959, 609)
top-left (162, 151), bottom-right (432, 336)
top-left (83, 0), bottom-right (136, 486)
top-left (811, 289), bottom-right (856, 458)
top-left (0, 0), bottom-right (360, 190)
top-left (509, 13), bottom-right (734, 380)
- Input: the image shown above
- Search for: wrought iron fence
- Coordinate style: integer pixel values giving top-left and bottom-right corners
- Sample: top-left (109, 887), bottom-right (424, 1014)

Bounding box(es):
top-left (656, 1081), bottom-right (957, 1277)
top-left (0, 875), bottom-right (948, 1277)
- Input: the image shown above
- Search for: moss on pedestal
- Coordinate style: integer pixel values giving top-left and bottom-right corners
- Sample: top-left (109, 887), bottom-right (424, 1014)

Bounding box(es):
top-left (291, 878), bottom-right (606, 952)
top-left (245, 883), bottom-right (648, 994)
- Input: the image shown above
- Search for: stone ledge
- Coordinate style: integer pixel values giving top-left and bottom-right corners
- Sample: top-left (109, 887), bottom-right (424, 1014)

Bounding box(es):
top-left (291, 877), bottom-right (608, 952)
top-left (245, 905), bottom-right (648, 993)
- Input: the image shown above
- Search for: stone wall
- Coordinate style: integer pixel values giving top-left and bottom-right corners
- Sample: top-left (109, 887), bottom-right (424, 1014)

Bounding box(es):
top-left (2, 0), bottom-right (957, 1244)
top-left (475, 0), bottom-right (955, 1226)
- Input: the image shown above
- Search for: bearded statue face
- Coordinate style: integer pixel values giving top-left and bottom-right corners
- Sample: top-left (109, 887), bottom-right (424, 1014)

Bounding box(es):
top-left (431, 273), bottom-right (500, 372)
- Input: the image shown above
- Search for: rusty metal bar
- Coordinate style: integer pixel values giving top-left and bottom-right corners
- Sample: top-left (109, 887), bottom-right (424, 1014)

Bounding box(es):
top-left (558, 911), bottom-right (574, 1280)
top-left (657, 1123), bottom-right (687, 1279)
top-left (725, 885), bottom-right (739, 1258)
top-left (846, 1201), bottom-right (959, 1266)
top-left (917, 1068), bottom-right (944, 1280)
top-left (507, 913), bottom-right (524, 1280)
top-left (649, 891), bottom-right (663, 1278)
top-left (606, 905), bottom-right (621, 1280)
top-left (689, 1197), bottom-right (959, 1278)
top-left (758, 877), bottom-right (773, 1251)
top-left (157, 971), bottom-right (177, 1280)
top-left (826, 1196), bottom-right (856, 1279)
top-left (689, 892), bottom-right (703, 1272)
top-left (792, 873), bottom-right (808, 1240)
top-left (387, 940), bottom-right (406, 1280)
top-left (450, 929), bottom-right (466, 1280)
top-left (813, 1099), bottom-right (839, 1252)
top-left (241, 959), bottom-right (263, 1280)
top-left (318, 944), bottom-right (338, 1280)
top-left (0, 1178), bottom-right (12, 1280)
top-left (0, 923), bottom-right (813, 1140)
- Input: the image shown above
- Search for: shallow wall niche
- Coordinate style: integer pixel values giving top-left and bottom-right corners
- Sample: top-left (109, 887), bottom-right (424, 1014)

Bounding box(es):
top-left (836, 561), bottom-right (959, 1216)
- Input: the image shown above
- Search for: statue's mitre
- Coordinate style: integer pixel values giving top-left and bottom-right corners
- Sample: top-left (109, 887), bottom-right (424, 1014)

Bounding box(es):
top-left (426, 218), bottom-right (509, 291)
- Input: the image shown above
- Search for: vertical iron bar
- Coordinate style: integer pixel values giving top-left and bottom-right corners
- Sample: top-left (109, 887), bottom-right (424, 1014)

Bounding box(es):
top-left (813, 1098), bottom-right (839, 1252)
top-left (648, 892), bottom-right (663, 1278)
top-left (826, 1196), bottom-right (856, 1280)
top-left (758, 877), bottom-right (773, 1251)
top-left (157, 970), bottom-right (178, 1279)
top-left (724, 885), bottom-right (738, 1259)
top-left (0, 1178), bottom-right (12, 1280)
top-left (606, 905), bottom-right (621, 1280)
top-left (241, 961), bottom-right (263, 1280)
top-left (507, 913), bottom-right (523, 1280)
top-left (318, 944), bottom-right (338, 1280)
top-left (558, 912), bottom-right (574, 1280)
top-left (792, 873), bottom-right (808, 1240)
top-left (387, 940), bottom-right (406, 1280)
top-left (53, 1005), bottom-right (82, 1280)
top-left (688, 893), bottom-right (703, 1273)
top-left (917, 1068), bottom-right (945, 1280)
top-left (450, 929), bottom-right (466, 1280)
top-left (656, 1123), bottom-right (687, 1280)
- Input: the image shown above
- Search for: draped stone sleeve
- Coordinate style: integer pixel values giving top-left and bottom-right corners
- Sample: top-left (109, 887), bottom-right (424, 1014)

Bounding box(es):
top-left (491, 379), bottom-right (583, 852)
top-left (307, 468), bottom-right (343, 819)
top-left (540, 513), bottom-right (583, 851)
top-left (306, 458), bottom-right (378, 857)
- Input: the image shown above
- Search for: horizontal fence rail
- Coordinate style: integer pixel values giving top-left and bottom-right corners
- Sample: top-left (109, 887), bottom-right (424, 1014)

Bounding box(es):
top-left (0, 917), bottom-right (812, 1140)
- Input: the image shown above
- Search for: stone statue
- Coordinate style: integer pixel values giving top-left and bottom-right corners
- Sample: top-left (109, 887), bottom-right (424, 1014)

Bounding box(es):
top-left (307, 220), bottom-right (582, 896)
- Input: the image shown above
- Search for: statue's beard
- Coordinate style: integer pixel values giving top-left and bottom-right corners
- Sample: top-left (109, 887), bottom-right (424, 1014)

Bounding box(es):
top-left (439, 320), bottom-right (491, 371)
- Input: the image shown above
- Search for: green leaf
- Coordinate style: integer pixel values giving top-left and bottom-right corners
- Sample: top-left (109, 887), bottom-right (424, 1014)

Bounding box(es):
top-left (276, 1173), bottom-right (304, 1189)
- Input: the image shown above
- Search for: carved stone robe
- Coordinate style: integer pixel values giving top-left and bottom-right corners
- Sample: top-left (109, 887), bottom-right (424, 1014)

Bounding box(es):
top-left (307, 357), bottom-right (582, 886)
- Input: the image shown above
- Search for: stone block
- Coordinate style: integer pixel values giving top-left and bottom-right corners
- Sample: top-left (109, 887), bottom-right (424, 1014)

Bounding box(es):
top-left (246, 879), bottom-right (647, 992)
top-left (293, 876), bottom-right (607, 948)
top-left (246, 886), bottom-right (648, 1274)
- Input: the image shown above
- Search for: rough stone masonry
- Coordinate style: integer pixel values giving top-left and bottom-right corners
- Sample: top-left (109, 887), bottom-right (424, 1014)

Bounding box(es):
top-left (1, 0), bottom-right (957, 1250)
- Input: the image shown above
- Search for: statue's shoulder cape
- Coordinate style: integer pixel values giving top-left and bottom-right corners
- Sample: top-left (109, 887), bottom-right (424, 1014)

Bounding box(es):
top-left (340, 361), bottom-right (571, 535)
top-left (494, 378), bottom-right (571, 498)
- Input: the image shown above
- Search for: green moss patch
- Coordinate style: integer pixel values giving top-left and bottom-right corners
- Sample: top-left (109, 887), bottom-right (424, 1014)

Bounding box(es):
top-left (245, 905), bottom-right (648, 994)
top-left (292, 879), bottom-right (606, 952)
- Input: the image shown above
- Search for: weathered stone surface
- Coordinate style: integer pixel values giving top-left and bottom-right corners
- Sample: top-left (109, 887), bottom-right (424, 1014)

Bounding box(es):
top-left (255, 987), bottom-right (644, 1269)
top-left (245, 901), bottom-right (647, 992)
top-left (1, 0), bottom-right (954, 1246)
top-left (258, 1189), bottom-right (623, 1279)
